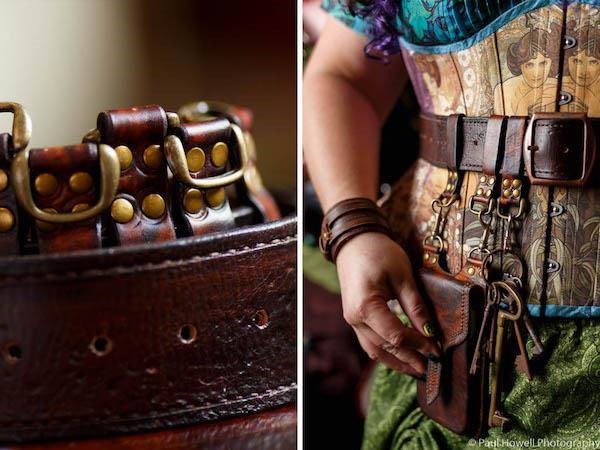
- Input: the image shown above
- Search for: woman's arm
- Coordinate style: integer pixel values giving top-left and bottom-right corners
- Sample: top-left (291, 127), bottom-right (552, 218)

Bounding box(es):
top-left (304, 18), bottom-right (440, 377)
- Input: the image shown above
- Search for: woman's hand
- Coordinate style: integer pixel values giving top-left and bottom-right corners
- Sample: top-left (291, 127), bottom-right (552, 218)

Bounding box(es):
top-left (336, 232), bottom-right (441, 378)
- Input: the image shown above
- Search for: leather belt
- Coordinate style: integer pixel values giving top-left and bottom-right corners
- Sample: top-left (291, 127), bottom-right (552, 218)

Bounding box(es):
top-left (0, 217), bottom-right (296, 442)
top-left (419, 112), bottom-right (598, 186)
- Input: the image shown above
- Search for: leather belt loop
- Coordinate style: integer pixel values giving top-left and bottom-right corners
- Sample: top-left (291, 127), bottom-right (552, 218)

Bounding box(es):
top-left (95, 105), bottom-right (177, 246)
top-left (482, 116), bottom-right (507, 176)
top-left (30, 144), bottom-right (103, 253)
top-left (502, 117), bottom-right (527, 177)
top-left (445, 114), bottom-right (464, 171)
top-left (168, 118), bottom-right (236, 237)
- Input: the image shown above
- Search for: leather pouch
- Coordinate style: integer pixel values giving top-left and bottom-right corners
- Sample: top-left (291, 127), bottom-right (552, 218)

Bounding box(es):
top-left (416, 267), bottom-right (486, 436)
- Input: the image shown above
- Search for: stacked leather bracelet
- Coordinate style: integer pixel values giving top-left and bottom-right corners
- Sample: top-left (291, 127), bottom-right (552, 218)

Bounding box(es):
top-left (319, 197), bottom-right (391, 262)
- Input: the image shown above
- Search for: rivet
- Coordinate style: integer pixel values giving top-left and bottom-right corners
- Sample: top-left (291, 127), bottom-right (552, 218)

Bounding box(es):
top-left (211, 142), bottom-right (228, 167)
top-left (69, 171), bottom-right (93, 194)
top-left (485, 189), bottom-right (492, 197)
top-left (183, 188), bottom-right (204, 214)
top-left (488, 177), bottom-right (495, 185)
top-left (476, 188), bottom-right (484, 196)
top-left (424, 253), bottom-right (430, 260)
top-left (0, 207), bottom-right (14, 232)
top-left (111, 198), bottom-right (134, 223)
top-left (143, 144), bottom-right (163, 169)
top-left (206, 188), bottom-right (226, 208)
top-left (512, 189), bottom-right (521, 198)
top-left (512, 179), bottom-right (522, 188)
top-left (36, 208), bottom-right (58, 232)
top-left (446, 183), bottom-right (453, 191)
top-left (502, 179), bottom-right (511, 188)
top-left (34, 173), bottom-right (58, 196)
top-left (467, 267), bottom-right (476, 276)
top-left (142, 194), bottom-right (166, 219)
top-left (186, 147), bottom-right (206, 172)
top-left (115, 145), bottom-right (133, 170)
top-left (480, 175), bottom-right (487, 183)
top-left (430, 256), bottom-right (438, 264)
top-left (71, 203), bottom-right (90, 213)
top-left (0, 169), bottom-right (8, 192)
top-left (503, 189), bottom-right (511, 197)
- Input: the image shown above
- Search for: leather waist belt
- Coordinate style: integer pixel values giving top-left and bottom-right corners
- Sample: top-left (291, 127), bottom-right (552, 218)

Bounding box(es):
top-left (0, 217), bottom-right (296, 443)
top-left (419, 112), bottom-right (598, 186)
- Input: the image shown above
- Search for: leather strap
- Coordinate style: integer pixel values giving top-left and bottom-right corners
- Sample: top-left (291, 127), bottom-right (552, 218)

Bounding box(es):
top-left (30, 144), bottom-right (102, 253)
top-left (0, 134), bottom-right (21, 255)
top-left (419, 113), bottom-right (598, 186)
top-left (96, 105), bottom-right (176, 245)
top-left (169, 119), bottom-right (236, 236)
top-left (0, 217), bottom-right (296, 442)
top-left (319, 198), bottom-right (391, 262)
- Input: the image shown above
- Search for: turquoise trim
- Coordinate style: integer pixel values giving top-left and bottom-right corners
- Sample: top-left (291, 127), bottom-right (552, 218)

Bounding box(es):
top-left (528, 304), bottom-right (600, 318)
top-left (321, 2), bottom-right (371, 36)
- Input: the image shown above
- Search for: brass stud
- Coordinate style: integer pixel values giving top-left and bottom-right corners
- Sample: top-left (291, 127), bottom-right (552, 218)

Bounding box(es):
top-left (186, 147), bottom-right (206, 172)
top-left (36, 208), bottom-right (58, 232)
top-left (476, 188), bottom-right (484, 196)
top-left (430, 256), bottom-right (438, 264)
top-left (512, 189), bottom-right (521, 198)
top-left (0, 169), bottom-right (7, 192)
top-left (424, 253), bottom-right (430, 261)
top-left (446, 183), bottom-right (453, 191)
top-left (71, 203), bottom-right (90, 213)
top-left (503, 189), bottom-right (511, 197)
top-left (488, 177), bottom-right (496, 185)
top-left (34, 173), bottom-right (58, 197)
top-left (512, 179), bottom-right (522, 188)
top-left (0, 207), bottom-right (14, 232)
top-left (183, 188), bottom-right (205, 214)
top-left (422, 322), bottom-right (436, 337)
top-left (480, 175), bottom-right (487, 183)
top-left (211, 142), bottom-right (229, 167)
top-left (115, 145), bottom-right (133, 170)
top-left (206, 188), bottom-right (226, 208)
top-left (142, 194), bottom-right (166, 219)
top-left (467, 266), bottom-right (476, 276)
top-left (485, 189), bottom-right (492, 197)
top-left (143, 144), bottom-right (163, 169)
top-left (502, 179), bottom-right (511, 188)
top-left (111, 198), bottom-right (134, 224)
top-left (69, 171), bottom-right (93, 194)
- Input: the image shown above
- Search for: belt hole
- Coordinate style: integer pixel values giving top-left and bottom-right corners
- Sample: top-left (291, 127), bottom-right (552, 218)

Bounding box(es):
top-left (179, 324), bottom-right (197, 344)
top-left (3, 342), bottom-right (22, 364)
top-left (253, 309), bottom-right (269, 330)
top-left (90, 335), bottom-right (112, 356)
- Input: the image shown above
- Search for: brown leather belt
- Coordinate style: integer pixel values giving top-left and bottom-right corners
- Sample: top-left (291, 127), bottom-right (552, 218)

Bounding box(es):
top-left (0, 217), bottom-right (296, 443)
top-left (419, 112), bottom-right (598, 186)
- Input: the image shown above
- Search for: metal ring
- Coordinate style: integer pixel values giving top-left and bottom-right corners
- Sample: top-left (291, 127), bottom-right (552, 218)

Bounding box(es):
top-left (11, 144), bottom-right (120, 223)
top-left (0, 102), bottom-right (32, 151)
top-left (164, 123), bottom-right (249, 189)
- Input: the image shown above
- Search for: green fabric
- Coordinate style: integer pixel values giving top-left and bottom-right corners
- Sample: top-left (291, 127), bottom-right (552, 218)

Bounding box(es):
top-left (303, 244), bottom-right (600, 449)
top-left (363, 319), bottom-right (600, 449)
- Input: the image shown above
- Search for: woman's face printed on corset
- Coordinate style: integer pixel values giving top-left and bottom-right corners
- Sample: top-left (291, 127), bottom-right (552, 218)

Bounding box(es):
top-left (568, 51), bottom-right (600, 86)
top-left (521, 52), bottom-right (552, 88)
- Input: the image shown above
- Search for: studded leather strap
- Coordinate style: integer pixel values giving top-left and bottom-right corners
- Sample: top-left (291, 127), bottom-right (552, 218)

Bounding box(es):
top-left (96, 105), bottom-right (176, 245)
top-left (0, 134), bottom-right (21, 255)
top-left (169, 118), bottom-right (236, 236)
top-left (29, 144), bottom-right (102, 253)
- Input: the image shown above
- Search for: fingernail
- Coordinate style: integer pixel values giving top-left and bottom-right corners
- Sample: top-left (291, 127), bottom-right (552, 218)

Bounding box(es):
top-left (428, 352), bottom-right (441, 363)
top-left (422, 321), bottom-right (437, 337)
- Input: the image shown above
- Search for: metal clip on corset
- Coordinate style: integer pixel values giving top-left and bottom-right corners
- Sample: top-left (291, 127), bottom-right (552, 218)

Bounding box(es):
top-left (178, 100), bottom-right (281, 222)
top-left (87, 105), bottom-right (177, 245)
top-left (0, 102), bottom-right (32, 255)
top-left (165, 117), bottom-right (239, 236)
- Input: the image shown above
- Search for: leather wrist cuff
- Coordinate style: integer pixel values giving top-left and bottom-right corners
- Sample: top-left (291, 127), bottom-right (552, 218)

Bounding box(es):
top-left (319, 197), bottom-right (391, 263)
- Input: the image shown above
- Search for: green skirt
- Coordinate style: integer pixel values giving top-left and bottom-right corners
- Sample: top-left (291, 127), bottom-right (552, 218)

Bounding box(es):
top-left (304, 245), bottom-right (600, 449)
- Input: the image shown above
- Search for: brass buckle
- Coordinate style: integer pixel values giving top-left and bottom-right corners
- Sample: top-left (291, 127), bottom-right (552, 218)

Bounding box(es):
top-left (164, 123), bottom-right (249, 189)
top-left (11, 144), bottom-right (120, 223)
top-left (523, 112), bottom-right (595, 186)
top-left (0, 102), bottom-right (32, 151)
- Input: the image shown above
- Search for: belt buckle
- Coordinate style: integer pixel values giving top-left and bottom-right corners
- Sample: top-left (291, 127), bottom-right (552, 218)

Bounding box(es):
top-left (523, 112), bottom-right (595, 187)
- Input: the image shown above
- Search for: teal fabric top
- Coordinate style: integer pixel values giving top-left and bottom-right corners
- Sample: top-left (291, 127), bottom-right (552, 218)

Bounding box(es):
top-left (322, 0), bottom-right (600, 53)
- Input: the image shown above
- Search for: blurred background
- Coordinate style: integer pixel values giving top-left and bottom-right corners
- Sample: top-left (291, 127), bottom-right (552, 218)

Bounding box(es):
top-left (0, 0), bottom-right (296, 190)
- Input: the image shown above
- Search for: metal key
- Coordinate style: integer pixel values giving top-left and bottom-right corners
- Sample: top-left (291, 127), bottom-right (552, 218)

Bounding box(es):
top-left (512, 319), bottom-right (532, 380)
top-left (488, 281), bottom-right (523, 430)
top-left (470, 287), bottom-right (498, 375)
top-left (521, 311), bottom-right (544, 356)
